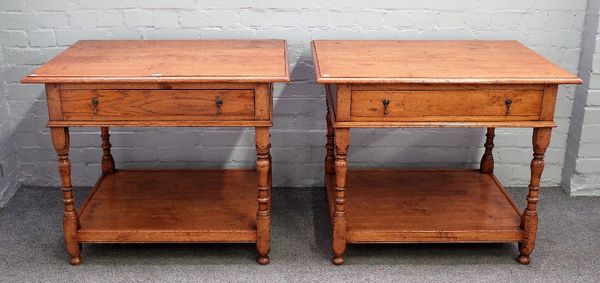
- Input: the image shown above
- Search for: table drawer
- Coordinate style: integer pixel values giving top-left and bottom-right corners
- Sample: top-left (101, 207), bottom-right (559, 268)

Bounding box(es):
top-left (350, 89), bottom-right (543, 121)
top-left (59, 89), bottom-right (255, 121)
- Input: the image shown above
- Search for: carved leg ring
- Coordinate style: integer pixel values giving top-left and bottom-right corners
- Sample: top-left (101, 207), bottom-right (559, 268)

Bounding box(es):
top-left (51, 127), bottom-right (82, 265)
top-left (256, 127), bottom-right (271, 265)
top-left (332, 128), bottom-right (349, 265)
top-left (518, 127), bottom-right (551, 265)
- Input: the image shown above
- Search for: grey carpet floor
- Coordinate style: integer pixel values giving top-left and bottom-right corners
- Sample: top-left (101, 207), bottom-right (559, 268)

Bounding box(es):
top-left (0, 186), bottom-right (598, 282)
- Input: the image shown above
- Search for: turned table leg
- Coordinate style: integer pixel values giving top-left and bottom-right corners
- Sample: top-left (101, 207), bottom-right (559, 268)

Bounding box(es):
top-left (325, 110), bottom-right (335, 174)
top-left (480, 128), bottom-right (495, 173)
top-left (51, 127), bottom-right (82, 265)
top-left (332, 128), bottom-right (349, 265)
top-left (255, 127), bottom-right (271, 265)
top-left (100, 127), bottom-right (115, 174)
top-left (518, 127), bottom-right (551, 265)
top-left (268, 150), bottom-right (272, 211)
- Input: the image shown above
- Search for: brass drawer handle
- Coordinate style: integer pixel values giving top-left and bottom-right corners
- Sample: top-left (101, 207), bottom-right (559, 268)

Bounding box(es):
top-left (91, 97), bottom-right (99, 114)
top-left (505, 98), bottom-right (512, 115)
top-left (215, 96), bottom-right (223, 115)
top-left (382, 98), bottom-right (390, 115)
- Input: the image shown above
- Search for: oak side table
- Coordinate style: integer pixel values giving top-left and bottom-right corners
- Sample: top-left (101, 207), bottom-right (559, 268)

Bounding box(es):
top-left (22, 40), bottom-right (289, 265)
top-left (311, 40), bottom-right (581, 265)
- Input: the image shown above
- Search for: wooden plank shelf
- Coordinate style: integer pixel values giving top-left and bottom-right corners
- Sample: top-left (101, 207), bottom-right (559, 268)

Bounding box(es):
top-left (77, 169), bottom-right (258, 243)
top-left (325, 169), bottom-right (524, 243)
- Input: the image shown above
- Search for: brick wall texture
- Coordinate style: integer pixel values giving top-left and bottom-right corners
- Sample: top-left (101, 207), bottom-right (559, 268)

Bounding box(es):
top-left (563, 0), bottom-right (600, 196)
top-left (1, 0), bottom-right (598, 205)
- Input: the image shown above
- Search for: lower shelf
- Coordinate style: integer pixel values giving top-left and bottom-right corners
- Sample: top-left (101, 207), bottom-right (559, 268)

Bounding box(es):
top-left (77, 169), bottom-right (258, 243)
top-left (325, 169), bottom-right (524, 243)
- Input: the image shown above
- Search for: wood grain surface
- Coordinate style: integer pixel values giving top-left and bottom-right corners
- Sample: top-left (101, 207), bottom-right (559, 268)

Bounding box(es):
top-left (77, 169), bottom-right (258, 243)
top-left (22, 40), bottom-right (289, 83)
top-left (325, 170), bottom-right (523, 243)
top-left (60, 89), bottom-right (255, 121)
top-left (312, 40), bottom-right (582, 84)
top-left (350, 89), bottom-right (543, 120)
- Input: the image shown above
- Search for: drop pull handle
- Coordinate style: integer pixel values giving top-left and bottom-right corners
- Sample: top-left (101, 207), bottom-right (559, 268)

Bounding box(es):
top-left (505, 98), bottom-right (512, 115)
top-left (382, 98), bottom-right (390, 115)
top-left (215, 97), bottom-right (223, 115)
top-left (91, 97), bottom-right (99, 114)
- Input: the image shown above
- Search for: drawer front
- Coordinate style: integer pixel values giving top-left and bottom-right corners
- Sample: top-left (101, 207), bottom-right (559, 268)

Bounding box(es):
top-left (350, 90), bottom-right (543, 121)
top-left (60, 89), bottom-right (255, 121)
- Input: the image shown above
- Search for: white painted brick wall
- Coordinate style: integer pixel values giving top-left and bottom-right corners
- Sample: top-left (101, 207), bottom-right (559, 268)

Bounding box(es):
top-left (565, 0), bottom-right (600, 196)
top-left (0, 0), bottom-right (596, 204)
top-left (0, 43), bottom-right (20, 206)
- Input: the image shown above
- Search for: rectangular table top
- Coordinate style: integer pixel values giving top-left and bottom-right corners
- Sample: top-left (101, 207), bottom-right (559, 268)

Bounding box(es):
top-left (311, 40), bottom-right (581, 84)
top-left (22, 40), bottom-right (290, 84)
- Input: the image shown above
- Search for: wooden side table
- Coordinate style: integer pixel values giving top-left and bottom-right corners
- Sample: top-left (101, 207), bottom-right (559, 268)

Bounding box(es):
top-left (22, 40), bottom-right (289, 265)
top-left (311, 40), bottom-right (581, 265)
